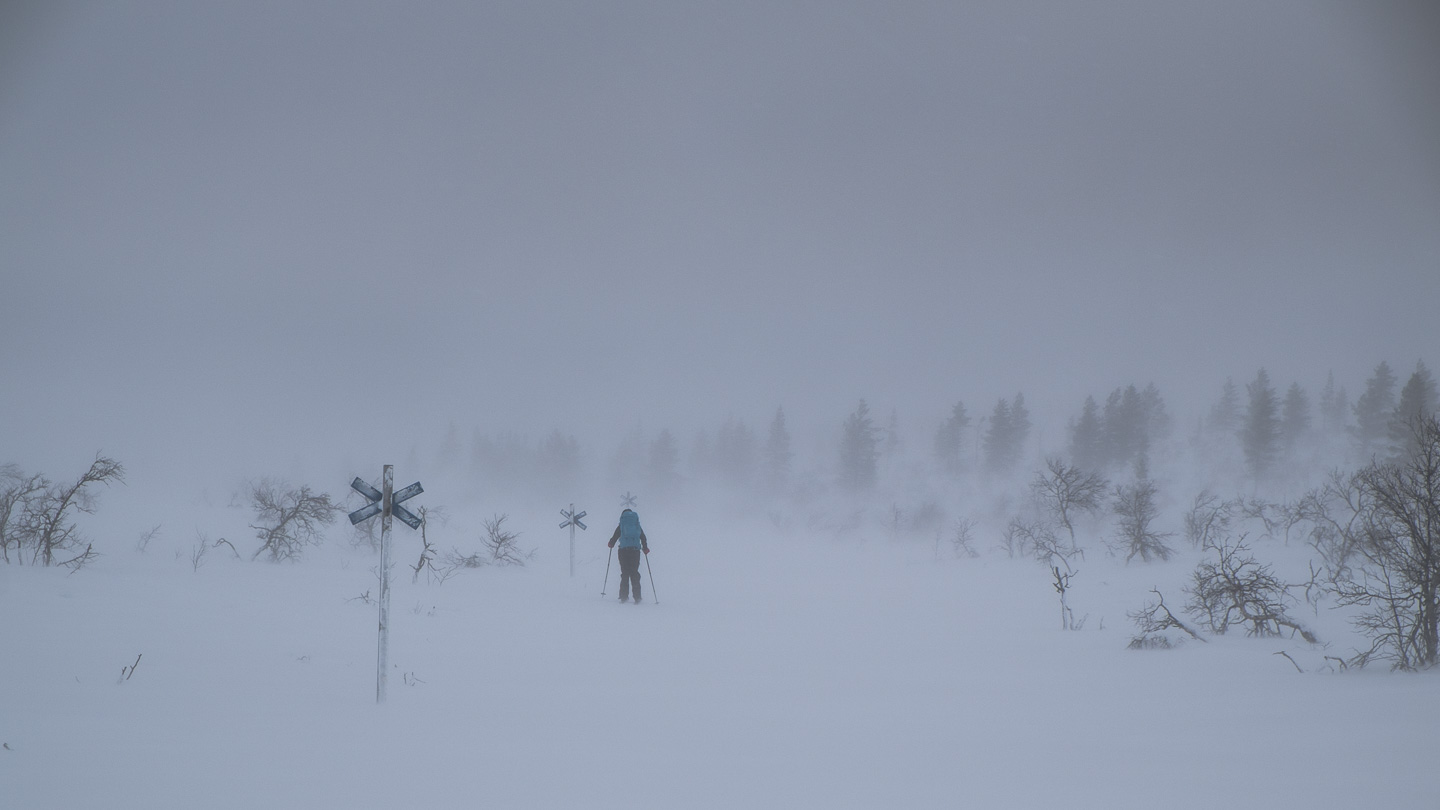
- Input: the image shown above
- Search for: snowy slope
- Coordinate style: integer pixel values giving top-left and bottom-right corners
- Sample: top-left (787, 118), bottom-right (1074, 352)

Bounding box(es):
top-left (3, 520), bottom-right (1437, 810)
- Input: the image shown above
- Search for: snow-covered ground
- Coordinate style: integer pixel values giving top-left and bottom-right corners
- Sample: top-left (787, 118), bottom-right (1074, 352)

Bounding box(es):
top-left (4, 514), bottom-right (1437, 809)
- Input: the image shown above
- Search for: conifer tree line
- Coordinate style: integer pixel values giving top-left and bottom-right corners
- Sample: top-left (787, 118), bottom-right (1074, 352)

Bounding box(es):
top-left (400, 359), bottom-right (1435, 504)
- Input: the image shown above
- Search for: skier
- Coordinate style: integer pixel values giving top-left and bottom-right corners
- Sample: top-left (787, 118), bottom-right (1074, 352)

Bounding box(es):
top-left (606, 508), bottom-right (649, 603)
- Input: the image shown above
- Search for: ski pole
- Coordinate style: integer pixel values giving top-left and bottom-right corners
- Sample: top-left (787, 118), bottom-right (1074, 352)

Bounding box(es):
top-left (644, 550), bottom-right (658, 605)
top-left (601, 546), bottom-right (613, 596)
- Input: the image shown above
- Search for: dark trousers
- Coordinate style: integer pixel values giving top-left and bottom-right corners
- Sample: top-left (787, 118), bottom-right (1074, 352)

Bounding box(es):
top-left (617, 547), bottom-right (642, 601)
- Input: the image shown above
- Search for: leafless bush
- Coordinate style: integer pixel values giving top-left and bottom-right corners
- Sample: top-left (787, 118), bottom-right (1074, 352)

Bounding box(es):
top-left (1052, 566), bottom-right (1085, 630)
top-left (1128, 588), bottom-right (1205, 649)
top-left (1111, 478), bottom-right (1173, 563)
top-left (1331, 417), bottom-right (1440, 670)
top-left (948, 517), bottom-right (979, 559)
top-left (480, 514), bottom-right (533, 567)
top-left (999, 518), bottom-right (1028, 558)
top-left (190, 531), bottom-right (210, 572)
top-left (248, 480), bottom-right (340, 562)
top-left (136, 524), bottom-right (162, 553)
top-left (2, 455), bottom-right (124, 569)
top-left (1298, 471), bottom-right (1370, 590)
top-left (441, 548), bottom-right (487, 570)
top-left (1184, 536), bottom-right (1317, 642)
top-left (1184, 490), bottom-right (1234, 550)
top-left (1031, 456), bottom-right (1107, 548)
top-left (117, 654), bottom-right (142, 684)
top-left (411, 505), bottom-right (448, 583)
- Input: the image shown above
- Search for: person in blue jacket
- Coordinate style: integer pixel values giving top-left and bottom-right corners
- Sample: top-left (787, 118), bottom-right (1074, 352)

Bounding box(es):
top-left (606, 508), bottom-right (649, 603)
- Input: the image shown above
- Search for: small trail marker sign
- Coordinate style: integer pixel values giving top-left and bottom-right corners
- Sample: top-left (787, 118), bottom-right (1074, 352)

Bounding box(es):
top-left (560, 504), bottom-right (587, 578)
top-left (348, 466), bottom-right (423, 704)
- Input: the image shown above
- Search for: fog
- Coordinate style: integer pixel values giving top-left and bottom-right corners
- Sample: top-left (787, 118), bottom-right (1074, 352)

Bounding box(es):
top-left (3, 1), bottom-right (1438, 505)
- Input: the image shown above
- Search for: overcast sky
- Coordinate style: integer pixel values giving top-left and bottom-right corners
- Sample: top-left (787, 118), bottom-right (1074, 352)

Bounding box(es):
top-left (3, 1), bottom-right (1438, 489)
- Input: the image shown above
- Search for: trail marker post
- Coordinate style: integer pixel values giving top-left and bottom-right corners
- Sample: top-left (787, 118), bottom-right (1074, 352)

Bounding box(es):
top-left (349, 465), bottom-right (423, 704)
top-left (559, 504), bottom-right (587, 577)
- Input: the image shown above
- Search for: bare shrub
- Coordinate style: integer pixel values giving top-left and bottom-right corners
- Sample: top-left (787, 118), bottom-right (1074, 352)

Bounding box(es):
top-left (1184, 490), bottom-right (1234, 550)
top-left (1184, 536), bottom-right (1317, 642)
top-left (411, 505), bottom-right (447, 583)
top-left (1332, 417), bottom-right (1440, 670)
top-left (4, 455), bottom-right (124, 569)
top-left (0, 465), bottom-right (46, 564)
top-left (1298, 471), bottom-right (1369, 586)
top-left (480, 514), bottom-right (533, 566)
top-left (1031, 456), bottom-right (1107, 549)
top-left (1052, 566), bottom-right (1085, 630)
top-left (136, 524), bottom-right (162, 553)
top-left (190, 531), bottom-right (210, 572)
top-left (1111, 478), bottom-right (1173, 563)
top-left (1128, 588), bottom-right (1205, 649)
top-left (949, 517), bottom-right (979, 559)
top-left (248, 480), bottom-right (340, 562)
top-left (441, 548), bottom-right (487, 570)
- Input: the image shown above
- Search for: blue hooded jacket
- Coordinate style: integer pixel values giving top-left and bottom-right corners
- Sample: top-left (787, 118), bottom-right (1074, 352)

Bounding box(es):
top-left (617, 509), bottom-right (645, 549)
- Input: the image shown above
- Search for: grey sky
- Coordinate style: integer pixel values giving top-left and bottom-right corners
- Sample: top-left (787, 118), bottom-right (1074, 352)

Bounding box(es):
top-left (3, 1), bottom-right (1438, 487)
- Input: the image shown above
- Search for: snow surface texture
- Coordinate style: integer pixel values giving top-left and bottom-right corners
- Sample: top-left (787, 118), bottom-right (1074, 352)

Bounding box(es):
top-left (4, 518), bottom-right (1437, 810)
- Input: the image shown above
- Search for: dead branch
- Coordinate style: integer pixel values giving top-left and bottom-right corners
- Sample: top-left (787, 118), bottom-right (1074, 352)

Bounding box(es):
top-left (1274, 650), bottom-right (1304, 673)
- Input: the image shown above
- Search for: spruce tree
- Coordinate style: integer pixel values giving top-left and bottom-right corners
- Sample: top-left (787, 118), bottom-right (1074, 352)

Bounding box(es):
top-left (1354, 361), bottom-right (1398, 453)
top-left (933, 401), bottom-right (970, 475)
top-left (1010, 393), bottom-right (1032, 465)
top-left (984, 394), bottom-right (1030, 474)
top-left (1242, 369), bottom-right (1282, 480)
top-left (839, 400), bottom-right (880, 490)
top-left (1069, 396), bottom-right (1103, 471)
top-left (1208, 378), bottom-right (1242, 435)
top-left (1280, 382), bottom-right (1312, 454)
top-left (764, 407), bottom-right (792, 491)
top-left (983, 398), bottom-right (1013, 474)
top-left (1391, 361), bottom-right (1438, 458)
